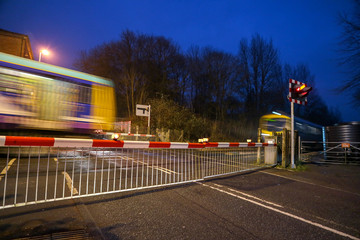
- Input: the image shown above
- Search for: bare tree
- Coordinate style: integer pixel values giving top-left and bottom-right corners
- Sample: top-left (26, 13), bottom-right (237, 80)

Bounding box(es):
top-left (338, 0), bottom-right (360, 106)
top-left (74, 30), bottom-right (183, 119)
top-left (238, 34), bottom-right (282, 119)
top-left (186, 47), bottom-right (239, 120)
top-left (186, 46), bottom-right (212, 117)
top-left (116, 31), bottom-right (148, 117)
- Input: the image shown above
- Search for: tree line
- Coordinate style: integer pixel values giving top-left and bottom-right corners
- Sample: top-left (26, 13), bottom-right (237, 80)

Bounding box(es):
top-left (338, 0), bottom-right (360, 107)
top-left (75, 30), bottom-right (340, 141)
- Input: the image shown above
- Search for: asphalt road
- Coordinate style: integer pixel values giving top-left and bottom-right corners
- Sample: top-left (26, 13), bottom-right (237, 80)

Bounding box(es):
top-left (0, 163), bottom-right (359, 240)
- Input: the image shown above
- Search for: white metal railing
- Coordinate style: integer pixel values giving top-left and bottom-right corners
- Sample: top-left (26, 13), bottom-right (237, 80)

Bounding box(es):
top-left (0, 136), bottom-right (277, 209)
top-left (301, 141), bottom-right (360, 164)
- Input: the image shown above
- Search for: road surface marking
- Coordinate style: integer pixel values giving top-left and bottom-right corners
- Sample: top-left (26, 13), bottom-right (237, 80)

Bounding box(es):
top-left (62, 171), bottom-right (78, 195)
top-left (212, 183), bottom-right (283, 208)
top-left (261, 171), bottom-right (360, 197)
top-left (133, 160), bottom-right (179, 175)
top-left (151, 166), bottom-right (179, 175)
top-left (201, 182), bottom-right (360, 240)
top-left (0, 158), bottom-right (17, 181)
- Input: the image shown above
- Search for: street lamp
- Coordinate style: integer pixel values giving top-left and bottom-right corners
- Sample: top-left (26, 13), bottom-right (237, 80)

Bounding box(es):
top-left (39, 49), bottom-right (50, 62)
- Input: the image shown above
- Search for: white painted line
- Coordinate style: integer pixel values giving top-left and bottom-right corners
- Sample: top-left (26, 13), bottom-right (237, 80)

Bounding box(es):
top-left (123, 141), bottom-right (150, 149)
top-left (239, 143), bottom-right (249, 147)
top-left (201, 183), bottom-right (360, 240)
top-left (170, 142), bottom-right (189, 149)
top-left (261, 171), bottom-right (360, 197)
top-left (212, 183), bottom-right (283, 208)
top-left (132, 159), bottom-right (179, 175)
top-left (152, 166), bottom-right (179, 175)
top-left (0, 158), bottom-right (17, 181)
top-left (212, 161), bottom-right (249, 168)
top-left (54, 138), bottom-right (93, 148)
top-left (217, 142), bottom-right (230, 148)
top-left (62, 171), bottom-right (78, 195)
top-left (0, 136), bottom-right (5, 146)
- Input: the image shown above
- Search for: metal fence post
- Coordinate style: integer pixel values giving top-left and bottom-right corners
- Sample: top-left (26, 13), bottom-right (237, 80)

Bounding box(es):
top-left (282, 128), bottom-right (289, 168)
top-left (298, 136), bottom-right (301, 162)
top-left (345, 147), bottom-right (347, 164)
top-left (257, 128), bottom-right (261, 164)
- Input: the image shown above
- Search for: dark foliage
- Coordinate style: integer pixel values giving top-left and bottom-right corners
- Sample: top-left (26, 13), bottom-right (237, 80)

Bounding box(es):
top-left (338, 0), bottom-right (360, 107)
top-left (75, 30), bottom-right (341, 141)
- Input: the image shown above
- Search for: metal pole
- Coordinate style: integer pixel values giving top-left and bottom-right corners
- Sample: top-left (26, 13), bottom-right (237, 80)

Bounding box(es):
top-left (345, 148), bottom-right (347, 164)
top-left (291, 102), bottom-right (295, 168)
top-left (282, 128), bottom-right (287, 167)
top-left (298, 136), bottom-right (301, 163)
top-left (147, 105), bottom-right (151, 134)
top-left (257, 128), bottom-right (261, 164)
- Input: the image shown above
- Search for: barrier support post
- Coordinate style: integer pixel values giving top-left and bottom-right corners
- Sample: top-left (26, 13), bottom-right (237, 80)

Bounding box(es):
top-left (257, 128), bottom-right (261, 164)
top-left (282, 128), bottom-right (288, 168)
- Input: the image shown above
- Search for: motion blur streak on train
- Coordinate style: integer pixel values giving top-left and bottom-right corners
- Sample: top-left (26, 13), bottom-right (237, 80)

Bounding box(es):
top-left (0, 52), bottom-right (116, 136)
top-left (259, 111), bottom-right (324, 141)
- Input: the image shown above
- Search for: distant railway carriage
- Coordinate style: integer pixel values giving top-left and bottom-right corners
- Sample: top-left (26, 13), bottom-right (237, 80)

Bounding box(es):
top-left (0, 52), bottom-right (116, 135)
top-left (259, 111), bottom-right (324, 141)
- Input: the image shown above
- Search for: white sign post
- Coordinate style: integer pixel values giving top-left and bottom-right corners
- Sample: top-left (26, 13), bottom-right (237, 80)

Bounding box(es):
top-left (136, 104), bottom-right (151, 134)
top-left (291, 101), bottom-right (295, 168)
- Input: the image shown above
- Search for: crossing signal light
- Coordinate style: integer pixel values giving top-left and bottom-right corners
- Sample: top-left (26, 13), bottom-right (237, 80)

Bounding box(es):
top-left (296, 84), bottom-right (305, 92)
top-left (294, 84), bottom-right (312, 98)
top-left (289, 79), bottom-right (312, 105)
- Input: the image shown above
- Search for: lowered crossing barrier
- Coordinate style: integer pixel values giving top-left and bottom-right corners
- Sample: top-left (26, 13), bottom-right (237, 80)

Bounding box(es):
top-left (0, 136), bottom-right (276, 209)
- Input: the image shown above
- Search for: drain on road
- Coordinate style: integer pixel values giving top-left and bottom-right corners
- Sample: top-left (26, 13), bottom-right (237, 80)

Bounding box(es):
top-left (14, 229), bottom-right (91, 240)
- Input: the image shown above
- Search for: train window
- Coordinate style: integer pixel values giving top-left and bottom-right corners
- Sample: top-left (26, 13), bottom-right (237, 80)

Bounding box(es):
top-left (0, 72), bottom-right (34, 97)
top-left (262, 118), bottom-right (287, 132)
top-left (79, 86), bottom-right (84, 103)
top-left (295, 122), bottom-right (305, 131)
top-left (308, 126), bottom-right (317, 134)
top-left (77, 85), bottom-right (91, 104)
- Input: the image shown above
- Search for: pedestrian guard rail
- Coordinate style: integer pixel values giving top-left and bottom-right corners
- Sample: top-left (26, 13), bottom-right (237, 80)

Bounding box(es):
top-left (301, 141), bottom-right (360, 164)
top-left (0, 136), bottom-right (277, 209)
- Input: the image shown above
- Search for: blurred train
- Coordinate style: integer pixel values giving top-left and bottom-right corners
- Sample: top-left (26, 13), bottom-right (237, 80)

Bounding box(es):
top-left (0, 52), bottom-right (116, 136)
top-left (259, 111), bottom-right (324, 141)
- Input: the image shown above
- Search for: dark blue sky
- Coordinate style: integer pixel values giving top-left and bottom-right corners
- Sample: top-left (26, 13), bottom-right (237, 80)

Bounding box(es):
top-left (0, 0), bottom-right (358, 122)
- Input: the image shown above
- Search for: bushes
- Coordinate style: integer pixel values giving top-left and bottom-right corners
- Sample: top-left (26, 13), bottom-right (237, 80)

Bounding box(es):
top-left (147, 98), bottom-right (257, 142)
top-left (148, 98), bottom-right (210, 142)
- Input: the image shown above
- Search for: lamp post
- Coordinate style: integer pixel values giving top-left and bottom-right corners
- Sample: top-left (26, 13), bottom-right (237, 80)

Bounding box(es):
top-left (39, 49), bottom-right (49, 62)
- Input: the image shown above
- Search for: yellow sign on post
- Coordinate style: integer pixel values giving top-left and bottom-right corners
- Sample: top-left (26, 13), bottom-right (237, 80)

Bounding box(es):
top-left (341, 143), bottom-right (350, 148)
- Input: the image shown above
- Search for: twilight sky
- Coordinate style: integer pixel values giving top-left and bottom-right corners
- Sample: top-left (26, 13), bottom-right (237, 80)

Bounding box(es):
top-left (0, 0), bottom-right (358, 122)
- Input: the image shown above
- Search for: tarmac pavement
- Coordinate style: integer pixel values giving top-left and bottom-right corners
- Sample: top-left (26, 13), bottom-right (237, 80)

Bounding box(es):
top-left (0, 163), bottom-right (359, 239)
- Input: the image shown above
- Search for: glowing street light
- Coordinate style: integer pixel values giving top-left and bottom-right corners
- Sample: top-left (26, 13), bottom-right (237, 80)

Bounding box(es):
top-left (39, 49), bottom-right (50, 62)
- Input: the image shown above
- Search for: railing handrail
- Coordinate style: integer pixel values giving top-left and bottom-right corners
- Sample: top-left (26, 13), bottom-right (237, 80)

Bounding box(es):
top-left (0, 136), bottom-right (276, 149)
top-left (302, 141), bottom-right (360, 144)
top-left (0, 135), bottom-right (277, 210)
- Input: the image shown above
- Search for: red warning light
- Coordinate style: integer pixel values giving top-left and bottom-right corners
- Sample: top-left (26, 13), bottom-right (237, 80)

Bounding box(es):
top-left (289, 79), bottom-right (312, 105)
top-left (296, 84), bottom-right (306, 92)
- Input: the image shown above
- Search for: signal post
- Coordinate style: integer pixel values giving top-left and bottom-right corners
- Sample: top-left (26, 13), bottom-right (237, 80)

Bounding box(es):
top-left (288, 79), bottom-right (312, 168)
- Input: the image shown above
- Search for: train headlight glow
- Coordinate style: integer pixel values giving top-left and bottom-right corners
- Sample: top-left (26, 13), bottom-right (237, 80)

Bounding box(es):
top-left (272, 111), bottom-right (281, 116)
top-left (112, 133), bottom-right (119, 140)
top-left (198, 138), bottom-right (209, 143)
